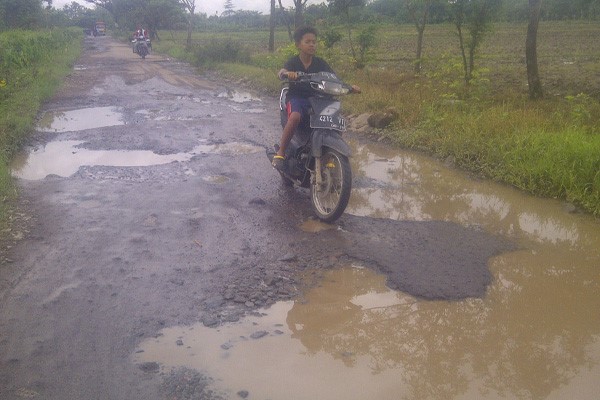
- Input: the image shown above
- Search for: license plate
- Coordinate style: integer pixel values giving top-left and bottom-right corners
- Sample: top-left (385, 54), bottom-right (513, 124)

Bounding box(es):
top-left (310, 114), bottom-right (346, 131)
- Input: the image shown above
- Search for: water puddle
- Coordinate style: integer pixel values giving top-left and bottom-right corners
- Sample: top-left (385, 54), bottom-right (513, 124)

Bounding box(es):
top-left (216, 89), bottom-right (261, 103)
top-left (11, 140), bottom-right (263, 180)
top-left (135, 266), bottom-right (416, 400)
top-left (202, 175), bottom-right (230, 184)
top-left (193, 142), bottom-right (263, 156)
top-left (228, 105), bottom-right (265, 114)
top-left (137, 263), bottom-right (600, 399)
top-left (37, 106), bottom-right (124, 132)
top-left (299, 219), bottom-right (336, 233)
top-left (345, 140), bottom-right (600, 398)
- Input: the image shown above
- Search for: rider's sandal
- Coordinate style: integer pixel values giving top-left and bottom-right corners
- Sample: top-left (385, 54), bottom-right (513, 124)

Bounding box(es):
top-left (271, 155), bottom-right (286, 171)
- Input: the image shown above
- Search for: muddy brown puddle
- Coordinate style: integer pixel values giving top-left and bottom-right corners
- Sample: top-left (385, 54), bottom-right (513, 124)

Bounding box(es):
top-left (135, 140), bottom-right (600, 399)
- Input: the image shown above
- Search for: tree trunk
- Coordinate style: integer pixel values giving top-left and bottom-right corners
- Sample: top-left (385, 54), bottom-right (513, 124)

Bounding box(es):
top-left (186, 19), bottom-right (192, 50)
top-left (269, 0), bottom-right (275, 52)
top-left (293, 1), bottom-right (304, 29)
top-left (456, 24), bottom-right (469, 84)
top-left (278, 0), bottom-right (293, 41)
top-left (526, 0), bottom-right (543, 99)
top-left (345, 9), bottom-right (357, 61)
top-left (407, 2), bottom-right (430, 74)
top-left (415, 25), bottom-right (425, 73)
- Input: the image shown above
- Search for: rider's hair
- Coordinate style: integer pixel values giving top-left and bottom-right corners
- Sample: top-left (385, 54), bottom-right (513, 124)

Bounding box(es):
top-left (293, 26), bottom-right (318, 44)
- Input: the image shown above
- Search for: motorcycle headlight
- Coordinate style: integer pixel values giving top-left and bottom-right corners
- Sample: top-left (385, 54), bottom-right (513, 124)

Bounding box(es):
top-left (312, 81), bottom-right (350, 95)
top-left (321, 81), bottom-right (350, 95)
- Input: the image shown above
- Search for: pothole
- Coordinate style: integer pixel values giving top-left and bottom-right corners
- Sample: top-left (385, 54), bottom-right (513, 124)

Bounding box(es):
top-left (10, 140), bottom-right (192, 180)
top-left (299, 219), bottom-right (336, 233)
top-left (134, 266), bottom-right (418, 400)
top-left (37, 106), bottom-right (125, 132)
top-left (134, 260), bottom-right (600, 400)
top-left (202, 175), bottom-right (230, 184)
top-left (216, 89), bottom-right (261, 103)
top-left (11, 140), bottom-right (264, 180)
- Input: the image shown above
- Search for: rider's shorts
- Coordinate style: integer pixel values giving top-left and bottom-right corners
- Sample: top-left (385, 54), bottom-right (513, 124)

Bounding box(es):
top-left (286, 97), bottom-right (311, 121)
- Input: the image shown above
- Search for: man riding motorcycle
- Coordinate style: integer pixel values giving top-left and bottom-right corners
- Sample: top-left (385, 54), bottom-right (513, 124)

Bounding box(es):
top-left (132, 26), bottom-right (150, 53)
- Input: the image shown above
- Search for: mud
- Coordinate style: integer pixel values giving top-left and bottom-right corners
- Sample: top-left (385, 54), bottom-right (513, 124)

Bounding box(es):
top-left (0, 35), bottom-right (516, 400)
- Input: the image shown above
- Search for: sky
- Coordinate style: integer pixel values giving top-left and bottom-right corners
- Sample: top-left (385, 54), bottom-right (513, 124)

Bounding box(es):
top-left (51, 0), bottom-right (289, 16)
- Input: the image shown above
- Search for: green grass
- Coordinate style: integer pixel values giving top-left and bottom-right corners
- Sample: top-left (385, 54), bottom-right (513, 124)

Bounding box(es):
top-left (0, 28), bottom-right (83, 229)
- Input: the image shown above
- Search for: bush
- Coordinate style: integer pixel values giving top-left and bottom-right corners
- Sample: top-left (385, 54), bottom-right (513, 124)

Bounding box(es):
top-left (192, 38), bottom-right (250, 66)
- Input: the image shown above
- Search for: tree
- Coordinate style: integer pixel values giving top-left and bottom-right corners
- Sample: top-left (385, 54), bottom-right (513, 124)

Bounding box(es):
top-left (292, 0), bottom-right (308, 27)
top-left (1, 0), bottom-right (44, 29)
top-left (277, 0), bottom-right (310, 30)
top-left (269, 0), bottom-right (276, 51)
top-left (177, 0), bottom-right (196, 49)
top-left (222, 0), bottom-right (235, 16)
top-left (84, 0), bottom-right (115, 16)
top-left (84, 0), bottom-right (184, 38)
top-left (448, 0), bottom-right (501, 85)
top-left (405, 0), bottom-right (439, 73)
top-left (328, 0), bottom-right (367, 64)
top-left (62, 1), bottom-right (89, 19)
top-left (142, 0), bottom-right (182, 40)
top-left (277, 0), bottom-right (293, 41)
top-left (526, 0), bottom-right (543, 99)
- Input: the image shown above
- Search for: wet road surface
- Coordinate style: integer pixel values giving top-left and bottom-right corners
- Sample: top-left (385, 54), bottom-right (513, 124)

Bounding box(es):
top-left (1, 35), bottom-right (599, 400)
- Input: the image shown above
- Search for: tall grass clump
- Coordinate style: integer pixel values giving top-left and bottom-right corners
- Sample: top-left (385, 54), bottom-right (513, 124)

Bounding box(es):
top-left (191, 39), bottom-right (251, 67)
top-left (0, 28), bottom-right (82, 226)
top-left (390, 94), bottom-right (600, 215)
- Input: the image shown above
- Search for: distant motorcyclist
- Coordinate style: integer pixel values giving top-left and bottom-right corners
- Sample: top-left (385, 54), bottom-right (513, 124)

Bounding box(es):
top-left (132, 26), bottom-right (149, 53)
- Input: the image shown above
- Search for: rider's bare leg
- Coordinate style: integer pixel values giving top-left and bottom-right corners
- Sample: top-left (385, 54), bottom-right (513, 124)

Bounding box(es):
top-left (277, 111), bottom-right (301, 158)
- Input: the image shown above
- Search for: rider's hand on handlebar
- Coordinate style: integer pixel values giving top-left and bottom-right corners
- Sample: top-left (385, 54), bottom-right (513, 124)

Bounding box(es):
top-left (278, 69), bottom-right (298, 81)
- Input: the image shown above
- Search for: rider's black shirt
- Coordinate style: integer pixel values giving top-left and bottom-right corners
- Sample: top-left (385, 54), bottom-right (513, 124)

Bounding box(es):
top-left (284, 55), bottom-right (334, 98)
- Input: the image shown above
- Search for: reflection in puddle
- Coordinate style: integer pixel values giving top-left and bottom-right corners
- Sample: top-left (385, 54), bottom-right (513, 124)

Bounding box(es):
top-left (217, 89), bottom-right (261, 103)
top-left (37, 106), bottom-right (124, 132)
top-left (345, 140), bottom-right (600, 398)
top-left (135, 267), bottom-right (414, 400)
top-left (137, 265), bottom-right (600, 399)
top-left (202, 175), bottom-right (230, 184)
top-left (11, 140), bottom-right (263, 180)
top-left (228, 105), bottom-right (265, 114)
top-left (193, 142), bottom-right (263, 156)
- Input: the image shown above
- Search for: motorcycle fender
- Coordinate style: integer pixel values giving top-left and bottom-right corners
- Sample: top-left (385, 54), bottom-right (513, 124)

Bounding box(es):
top-left (311, 129), bottom-right (351, 158)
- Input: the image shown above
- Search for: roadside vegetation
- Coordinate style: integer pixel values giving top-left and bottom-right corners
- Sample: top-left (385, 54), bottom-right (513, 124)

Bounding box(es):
top-left (0, 27), bottom-right (83, 229)
top-left (1, 0), bottom-right (599, 220)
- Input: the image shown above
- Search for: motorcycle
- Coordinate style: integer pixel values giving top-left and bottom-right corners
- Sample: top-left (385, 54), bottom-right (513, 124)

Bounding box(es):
top-left (267, 71), bottom-right (356, 223)
top-left (132, 36), bottom-right (150, 59)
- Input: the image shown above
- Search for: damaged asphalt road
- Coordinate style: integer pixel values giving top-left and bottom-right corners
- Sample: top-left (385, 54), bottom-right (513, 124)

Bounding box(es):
top-left (0, 36), bottom-right (513, 399)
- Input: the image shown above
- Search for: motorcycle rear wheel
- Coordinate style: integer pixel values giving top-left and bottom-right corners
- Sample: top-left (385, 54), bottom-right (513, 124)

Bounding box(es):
top-left (310, 149), bottom-right (352, 223)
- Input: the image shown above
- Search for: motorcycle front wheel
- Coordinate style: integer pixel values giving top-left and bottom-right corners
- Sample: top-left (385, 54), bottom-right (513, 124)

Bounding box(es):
top-left (311, 149), bottom-right (352, 223)
top-left (138, 45), bottom-right (148, 59)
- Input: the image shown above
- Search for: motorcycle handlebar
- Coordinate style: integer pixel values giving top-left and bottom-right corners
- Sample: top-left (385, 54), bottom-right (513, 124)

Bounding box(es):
top-left (279, 71), bottom-right (307, 81)
top-left (279, 71), bottom-right (359, 94)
